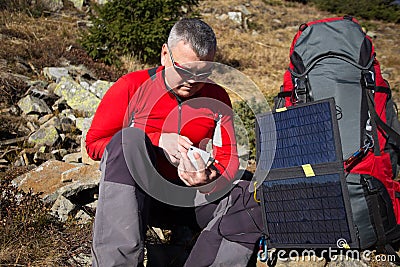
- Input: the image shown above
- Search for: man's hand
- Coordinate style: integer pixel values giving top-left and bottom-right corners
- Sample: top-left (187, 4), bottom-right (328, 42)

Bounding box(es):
top-left (178, 151), bottom-right (219, 187)
top-left (159, 133), bottom-right (192, 166)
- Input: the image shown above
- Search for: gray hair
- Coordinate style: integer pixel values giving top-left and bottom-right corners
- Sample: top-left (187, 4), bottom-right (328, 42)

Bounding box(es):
top-left (167, 18), bottom-right (217, 58)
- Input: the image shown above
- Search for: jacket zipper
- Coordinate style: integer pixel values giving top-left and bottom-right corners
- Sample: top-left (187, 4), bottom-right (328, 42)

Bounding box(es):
top-left (161, 69), bottom-right (183, 135)
top-left (178, 103), bottom-right (182, 135)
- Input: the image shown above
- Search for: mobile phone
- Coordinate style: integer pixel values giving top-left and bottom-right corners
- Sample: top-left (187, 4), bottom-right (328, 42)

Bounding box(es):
top-left (187, 146), bottom-right (211, 170)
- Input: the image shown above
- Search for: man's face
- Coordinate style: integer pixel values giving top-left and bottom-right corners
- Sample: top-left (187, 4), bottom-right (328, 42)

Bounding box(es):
top-left (162, 41), bottom-right (215, 98)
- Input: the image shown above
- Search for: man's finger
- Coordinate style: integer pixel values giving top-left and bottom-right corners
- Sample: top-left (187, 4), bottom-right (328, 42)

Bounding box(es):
top-left (178, 170), bottom-right (192, 186)
top-left (179, 135), bottom-right (193, 150)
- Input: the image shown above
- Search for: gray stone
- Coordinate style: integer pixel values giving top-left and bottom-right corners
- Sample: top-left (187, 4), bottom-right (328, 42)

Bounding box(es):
top-left (60, 116), bottom-right (75, 133)
top-left (60, 109), bottom-right (77, 122)
top-left (74, 210), bottom-right (92, 224)
top-left (81, 135), bottom-right (97, 165)
top-left (85, 200), bottom-right (98, 209)
top-left (13, 160), bottom-right (101, 204)
top-left (51, 195), bottom-right (76, 222)
top-left (43, 67), bottom-right (69, 82)
top-left (43, 116), bottom-right (61, 131)
top-left (228, 11), bottom-right (242, 25)
top-left (43, 0), bottom-right (63, 12)
top-left (216, 14), bottom-right (228, 21)
top-left (12, 160), bottom-right (78, 201)
top-left (93, 0), bottom-right (109, 4)
top-left (62, 152), bottom-right (82, 164)
top-left (33, 151), bottom-right (56, 164)
top-left (51, 149), bottom-right (68, 159)
top-left (25, 114), bottom-right (40, 122)
top-left (17, 95), bottom-right (52, 115)
top-left (27, 121), bottom-right (39, 132)
top-left (38, 114), bottom-right (54, 125)
top-left (54, 76), bottom-right (100, 116)
top-left (51, 98), bottom-right (69, 112)
top-left (68, 0), bottom-right (84, 10)
top-left (28, 125), bottom-right (59, 147)
top-left (68, 253), bottom-right (92, 266)
top-left (46, 163), bottom-right (101, 203)
top-left (89, 80), bottom-right (114, 99)
top-left (75, 117), bottom-right (93, 133)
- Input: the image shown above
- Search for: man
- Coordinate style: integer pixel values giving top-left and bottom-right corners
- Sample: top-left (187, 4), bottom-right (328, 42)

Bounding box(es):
top-left (87, 18), bottom-right (263, 266)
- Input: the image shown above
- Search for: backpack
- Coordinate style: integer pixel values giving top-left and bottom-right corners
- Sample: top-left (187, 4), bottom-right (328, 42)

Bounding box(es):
top-left (274, 15), bottom-right (400, 261)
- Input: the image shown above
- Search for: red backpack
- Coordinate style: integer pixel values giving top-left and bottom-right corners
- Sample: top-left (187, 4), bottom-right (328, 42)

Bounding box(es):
top-left (274, 15), bottom-right (400, 260)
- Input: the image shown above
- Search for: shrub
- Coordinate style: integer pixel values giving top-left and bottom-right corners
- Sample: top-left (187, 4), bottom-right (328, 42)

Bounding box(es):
top-left (233, 98), bottom-right (266, 160)
top-left (80, 0), bottom-right (200, 66)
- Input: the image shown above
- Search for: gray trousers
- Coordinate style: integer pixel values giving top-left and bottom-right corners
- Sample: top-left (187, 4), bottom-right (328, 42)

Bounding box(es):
top-left (91, 128), bottom-right (263, 267)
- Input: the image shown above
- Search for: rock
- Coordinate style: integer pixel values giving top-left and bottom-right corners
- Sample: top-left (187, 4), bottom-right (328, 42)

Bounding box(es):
top-left (33, 151), bottom-right (56, 164)
top-left (42, 116), bottom-right (61, 131)
top-left (89, 80), bottom-right (114, 99)
top-left (93, 0), bottom-right (110, 4)
top-left (68, 253), bottom-right (92, 266)
top-left (68, 0), bottom-right (84, 10)
top-left (81, 136), bottom-right (97, 165)
top-left (42, 0), bottom-right (63, 12)
top-left (77, 20), bottom-right (93, 28)
top-left (43, 67), bottom-right (69, 82)
top-left (67, 64), bottom-right (95, 81)
top-left (74, 210), bottom-right (92, 224)
top-left (12, 160), bottom-right (77, 201)
top-left (75, 117), bottom-right (93, 133)
top-left (25, 114), bottom-right (40, 122)
top-left (12, 159), bottom-right (101, 205)
top-left (28, 125), bottom-right (59, 147)
top-left (51, 148), bottom-right (68, 159)
top-left (63, 152), bottom-right (82, 164)
top-left (60, 116), bottom-right (76, 133)
top-left (50, 163), bottom-right (100, 204)
top-left (228, 11), bottom-right (242, 25)
top-left (51, 195), bottom-right (76, 222)
top-left (29, 85), bottom-right (57, 101)
top-left (51, 98), bottom-right (69, 112)
top-left (216, 13), bottom-right (229, 21)
top-left (17, 95), bottom-right (52, 115)
top-left (27, 121), bottom-right (39, 132)
top-left (54, 76), bottom-right (100, 116)
top-left (60, 109), bottom-right (77, 122)
top-left (38, 114), bottom-right (54, 125)
top-left (61, 166), bottom-right (81, 182)
top-left (86, 200), bottom-right (98, 209)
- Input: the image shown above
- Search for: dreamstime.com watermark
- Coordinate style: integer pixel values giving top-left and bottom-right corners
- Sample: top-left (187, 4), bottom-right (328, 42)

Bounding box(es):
top-left (258, 238), bottom-right (397, 263)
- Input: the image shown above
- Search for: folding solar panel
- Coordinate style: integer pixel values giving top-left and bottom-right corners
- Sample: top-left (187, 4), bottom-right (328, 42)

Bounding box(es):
top-left (256, 98), bottom-right (358, 249)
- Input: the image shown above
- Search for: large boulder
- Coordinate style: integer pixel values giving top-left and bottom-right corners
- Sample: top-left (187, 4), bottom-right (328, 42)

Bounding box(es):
top-left (54, 76), bottom-right (100, 116)
top-left (12, 159), bottom-right (101, 204)
top-left (17, 95), bottom-right (52, 115)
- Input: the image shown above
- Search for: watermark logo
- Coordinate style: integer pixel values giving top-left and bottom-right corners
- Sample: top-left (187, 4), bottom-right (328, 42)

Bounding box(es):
top-left (262, 238), bottom-right (397, 263)
top-left (336, 238), bottom-right (350, 249)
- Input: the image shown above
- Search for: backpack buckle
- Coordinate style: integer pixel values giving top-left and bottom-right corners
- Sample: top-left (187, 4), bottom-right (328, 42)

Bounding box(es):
top-left (363, 176), bottom-right (378, 194)
top-left (362, 70), bottom-right (375, 89)
top-left (293, 77), bottom-right (308, 103)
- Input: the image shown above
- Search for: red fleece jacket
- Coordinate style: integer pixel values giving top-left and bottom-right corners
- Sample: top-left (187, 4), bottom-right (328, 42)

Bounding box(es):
top-left (86, 66), bottom-right (239, 186)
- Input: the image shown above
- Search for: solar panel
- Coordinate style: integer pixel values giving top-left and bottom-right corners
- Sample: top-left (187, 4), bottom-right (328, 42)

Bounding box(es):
top-left (256, 98), bottom-right (357, 249)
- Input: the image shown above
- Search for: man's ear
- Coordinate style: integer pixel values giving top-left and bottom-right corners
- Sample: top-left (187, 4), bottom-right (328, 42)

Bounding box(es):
top-left (160, 43), bottom-right (168, 66)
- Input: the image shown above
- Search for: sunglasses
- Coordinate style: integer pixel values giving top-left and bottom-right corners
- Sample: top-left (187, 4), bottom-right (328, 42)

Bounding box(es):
top-left (167, 45), bottom-right (213, 81)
